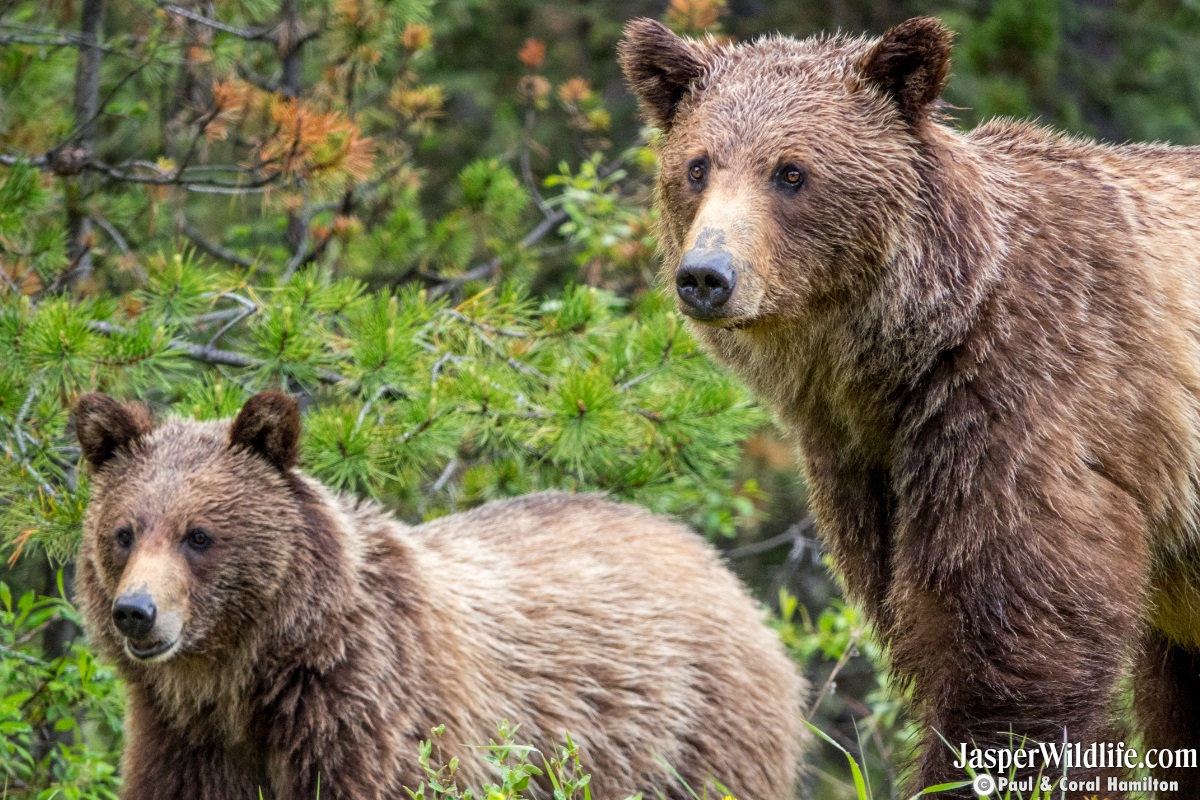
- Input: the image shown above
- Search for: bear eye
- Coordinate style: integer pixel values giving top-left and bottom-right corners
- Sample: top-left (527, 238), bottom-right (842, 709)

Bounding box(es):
top-left (686, 158), bottom-right (708, 186)
top-left (114, 525), bottom-right (134, 549)
top-left (774, 164), bottom-right (807, 190)
top-left (185, 527), bottom-right (213, 552)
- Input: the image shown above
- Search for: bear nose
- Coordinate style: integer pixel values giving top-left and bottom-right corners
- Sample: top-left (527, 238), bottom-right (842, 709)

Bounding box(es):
top-left (676, 249), bottom-right (736, 314)
top-left (112, 592), bottom-right (157, 640)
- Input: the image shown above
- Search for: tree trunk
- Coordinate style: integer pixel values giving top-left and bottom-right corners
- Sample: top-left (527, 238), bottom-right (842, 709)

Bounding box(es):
top-left (66, 0), bottom-right (105, 286)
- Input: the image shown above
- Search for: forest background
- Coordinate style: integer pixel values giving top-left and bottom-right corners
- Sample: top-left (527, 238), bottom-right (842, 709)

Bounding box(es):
top-left (2, 0), bottom-right (1199, 796)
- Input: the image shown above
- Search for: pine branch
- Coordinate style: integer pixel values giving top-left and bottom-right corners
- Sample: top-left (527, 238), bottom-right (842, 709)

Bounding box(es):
top-left (0, 151), bottom-right (280, 194)
top-left (86, 159), bottom-right (279, 190)
top-left (87, 320), bottom-right (344, 384)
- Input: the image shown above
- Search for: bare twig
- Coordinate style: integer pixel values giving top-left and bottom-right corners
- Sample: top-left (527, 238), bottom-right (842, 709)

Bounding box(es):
top-left (0, 643), bottom-right (47, 667)
top-left (89, 214), bottom-right (130, 256)
top-left (0, 150), bottom-right (280, 194)
top-left (85, 158), bottom-right (280, 190)
top-left (726, 516), bottom-right (821, 561)
top-left (805, 628), bottom-right (863, 720)
top-left (353, 384), bottom-right (401, 434)
top-left (430, 458), bottom-right (458, 493)
top-left (0, 153), bottom-right (46, 168)
top-left (159, 2), bottom-right (271, 40)
top-left (428, 208), bottom-right (568, 300)
top-left (57, 58), bottom-right (153, 150)
top-left (0, 32), bottom-right (76, 46)
top-left (430, 351), bottom-right (463, 383)
top-left (178, 218), bottom-right (255, 268)
top-left (173, 106), bottom-right (224, 179)
top-left (193, 307), bottom-right (251, 325)
top-left (616, 355), bottom-right (700, 393)
top-left (442, 309), bottom-right (530, 338)
top-left (205, 302), bottom-right (257, 348)
top-left (280, 205), bottom-right (313, 282)
top-left (456, 317), bottom-right (549, 383)
top-left (206, 291), bottom-right (257, 312)
top-left (0, 262), bottom-right (21, 294)
top-left (427, 156), bottom-right (627, 299)
top-left (520, 108), bottom-right (550, 216)
top-left (0, 22), bottom-right (153, 59)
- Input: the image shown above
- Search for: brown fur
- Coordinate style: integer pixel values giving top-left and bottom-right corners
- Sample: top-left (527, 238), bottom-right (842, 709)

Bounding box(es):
top-left (621, 16), bottom-right (1200, 799)
top-left (72, 392), bottom-right (806, 800)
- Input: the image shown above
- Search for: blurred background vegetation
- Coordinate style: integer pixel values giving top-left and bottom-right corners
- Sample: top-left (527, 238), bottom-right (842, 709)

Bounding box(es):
top-left (1, 0), bottom-right (1199, 796)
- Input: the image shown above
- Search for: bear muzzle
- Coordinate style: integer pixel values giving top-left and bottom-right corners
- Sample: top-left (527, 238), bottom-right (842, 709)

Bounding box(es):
top-left (113, 590), bottom-right (156, 640)
top-left (112, 576), bottom-right (186, 662)
top-left (676, 247), bottom-right (737, 319)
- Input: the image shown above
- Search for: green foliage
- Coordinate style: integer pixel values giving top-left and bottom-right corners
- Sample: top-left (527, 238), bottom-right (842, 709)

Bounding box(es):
top-left (773, 587), bottom-right (915, 800)
top-left (545, 154), bottom-right (643, 273)
top-left (405, 722), bottom-right (636, 800)
top-left (0, 578), bottom-right (124, 799)
top-left (0, 269), bottom-right (762, 561)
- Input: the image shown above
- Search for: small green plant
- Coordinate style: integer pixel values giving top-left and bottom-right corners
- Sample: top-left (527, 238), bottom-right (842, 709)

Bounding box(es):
top-left (807, 722), bottom-right (972, 800)
top-left (0, 576), bottom-right (124, 800)
top-left (405, 721), bottom-right (640, 800)
top-left (773, 587), bottom-right (916, 797)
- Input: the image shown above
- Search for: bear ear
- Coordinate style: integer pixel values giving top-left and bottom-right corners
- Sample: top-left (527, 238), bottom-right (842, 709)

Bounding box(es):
top-left (619, 18), bottom-right (710, 132)
top-left (74, 393), bottom-right (154, 471)
top-left (857, 16), bottom-right (953, 123)
top-left (229, 391), bottom-right (301, 471)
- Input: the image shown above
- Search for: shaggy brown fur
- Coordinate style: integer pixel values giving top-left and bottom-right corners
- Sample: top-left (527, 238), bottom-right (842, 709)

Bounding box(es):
top-left (73, 392), bottom-right (806, 800)
top-left (621, 16), bottom-right (1200, 799)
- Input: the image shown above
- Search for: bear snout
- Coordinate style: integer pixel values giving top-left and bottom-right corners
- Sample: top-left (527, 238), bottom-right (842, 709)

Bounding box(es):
top-left (112, 591), bottom-right (157, 640)
top-left (676, 247), bottom-right (736, 317)
top-left (111, 558), bottom-right (188, 661)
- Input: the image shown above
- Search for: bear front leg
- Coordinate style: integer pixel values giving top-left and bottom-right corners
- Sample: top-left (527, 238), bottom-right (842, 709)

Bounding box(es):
top-left (893, 581), bottom-right (1138, 799)
top-left (268, 662), bottom-right (423, 800)
top-left (119, 690), bottom-right (270, 800)
top-left (801, 448), bottom-right (895, 637)
top-left (889, 444), bottom-right (1150, 799)
top-left (1134, 631), bottom-right (1200, 797)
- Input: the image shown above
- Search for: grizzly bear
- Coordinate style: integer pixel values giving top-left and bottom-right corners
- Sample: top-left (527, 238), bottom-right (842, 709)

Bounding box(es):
top-left (72, 391), bottom-right (806, 800)
top-left (621, 15), bottom-right (1200, 799)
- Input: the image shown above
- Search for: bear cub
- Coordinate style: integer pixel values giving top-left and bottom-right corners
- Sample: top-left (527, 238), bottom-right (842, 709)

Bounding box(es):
top-left (74, 391), bottom-right (806, 800)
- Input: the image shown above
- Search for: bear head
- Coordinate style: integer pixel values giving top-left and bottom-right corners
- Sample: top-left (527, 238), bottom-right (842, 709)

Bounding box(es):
top-left (619, 17), bottom-right (952, 330)
top-left (73, 391), bottom-right (305, 666)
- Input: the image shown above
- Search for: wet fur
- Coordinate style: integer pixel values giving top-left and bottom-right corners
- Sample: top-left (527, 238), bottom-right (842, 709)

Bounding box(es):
top-left (622, 16), bottom-right (1200, 799)
top-left (75, 402), bottom-right (806, 799)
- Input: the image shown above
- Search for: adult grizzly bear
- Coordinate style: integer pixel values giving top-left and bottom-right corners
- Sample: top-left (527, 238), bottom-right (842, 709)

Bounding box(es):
top-left (72, 391), bottom-right (805, 800)
top-left (621, 15), bottom-right (1200, 799)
